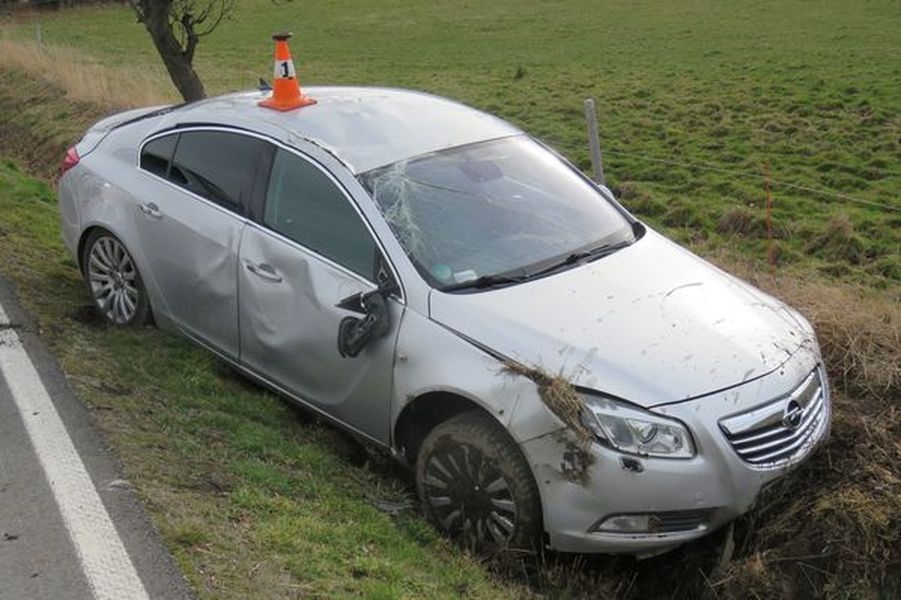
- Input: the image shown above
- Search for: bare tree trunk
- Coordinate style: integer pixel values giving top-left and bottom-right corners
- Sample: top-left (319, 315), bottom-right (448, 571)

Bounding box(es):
top-left (136, 0), bottom-right (206, 102)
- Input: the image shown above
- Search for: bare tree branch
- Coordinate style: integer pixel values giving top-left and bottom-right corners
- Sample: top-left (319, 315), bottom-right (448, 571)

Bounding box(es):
top-left (131, 0), bottom-right (234, 102)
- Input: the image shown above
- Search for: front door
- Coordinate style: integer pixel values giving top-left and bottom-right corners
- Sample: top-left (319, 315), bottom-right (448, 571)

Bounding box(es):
top-left (238, 148), bottom-right (402, 443)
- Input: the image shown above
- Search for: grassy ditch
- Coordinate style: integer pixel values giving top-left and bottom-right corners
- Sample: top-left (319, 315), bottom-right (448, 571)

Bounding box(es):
top-left (0, 0), bottom-right (899, 597)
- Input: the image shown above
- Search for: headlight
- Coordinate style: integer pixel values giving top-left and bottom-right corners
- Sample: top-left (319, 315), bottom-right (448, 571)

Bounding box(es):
top-left (580, 394), bottom-right (695, 458)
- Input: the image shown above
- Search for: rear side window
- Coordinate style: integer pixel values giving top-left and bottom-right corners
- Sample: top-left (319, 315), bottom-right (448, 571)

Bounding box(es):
top-left (264, 149), bottom-right (376, 280)
top-left (168, 131), bottom-right (268, 212)
top-left (139, 134), bottom-right (176, 178)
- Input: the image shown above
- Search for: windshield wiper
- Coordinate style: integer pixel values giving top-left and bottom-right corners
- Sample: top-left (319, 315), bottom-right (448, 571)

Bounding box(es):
top-left (441, 272), bottom-right (529, 292)
top-left (527, 239), bottom-right (634, 279)
top-left (440, 238), bottom-right (634, 293)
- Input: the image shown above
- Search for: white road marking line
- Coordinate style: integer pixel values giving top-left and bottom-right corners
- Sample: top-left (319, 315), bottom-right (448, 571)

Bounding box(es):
top-left (0, 301), bottom-right (149, 600)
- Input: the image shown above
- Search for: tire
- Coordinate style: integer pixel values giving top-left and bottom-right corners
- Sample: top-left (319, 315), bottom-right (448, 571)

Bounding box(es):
top-left (416, 411), bottom-right (542, 553)
top-left (81, 229), bottom-right (152, 327)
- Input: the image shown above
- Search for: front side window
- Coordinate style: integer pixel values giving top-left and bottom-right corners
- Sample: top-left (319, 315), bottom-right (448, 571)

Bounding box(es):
top-left (264, 149), bottom-right (377, 280)
top-left (169, 131), bottom-right (268, 212)
top-left (359, 135), bottom-right (634, 290)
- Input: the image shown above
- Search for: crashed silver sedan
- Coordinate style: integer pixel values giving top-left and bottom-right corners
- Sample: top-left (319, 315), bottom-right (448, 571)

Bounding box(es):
top-left (58, 86), bottom-right (830, 555)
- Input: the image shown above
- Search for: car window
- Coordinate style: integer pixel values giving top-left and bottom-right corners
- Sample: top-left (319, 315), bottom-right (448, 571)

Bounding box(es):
top-left (139, 134), bottom-right (176, 178)
top-left (169, 131), bottom-right (268, 212)
top-left (264, 149), bottom-right (376, 280)
top-left (359, 135), bottom-right (634, 289)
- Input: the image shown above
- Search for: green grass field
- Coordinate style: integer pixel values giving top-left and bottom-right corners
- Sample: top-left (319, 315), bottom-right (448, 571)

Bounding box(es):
top-left (4, 0), bottom-right (900, 285)
top-left (0, 1), bottom-right (899, 598)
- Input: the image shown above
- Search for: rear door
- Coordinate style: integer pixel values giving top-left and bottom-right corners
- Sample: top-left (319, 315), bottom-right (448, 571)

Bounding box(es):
top-left (238, 147), bottom-right (402, 444)
top-left (135, 128), bottom-right (272, 358)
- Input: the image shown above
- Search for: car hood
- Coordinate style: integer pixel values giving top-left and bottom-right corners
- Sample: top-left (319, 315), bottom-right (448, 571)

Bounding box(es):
top-left (429, 230), bottom-right (811, 407)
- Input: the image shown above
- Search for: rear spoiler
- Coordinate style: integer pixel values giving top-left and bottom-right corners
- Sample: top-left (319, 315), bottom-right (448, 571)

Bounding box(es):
top-left (74, 103), bottom-right (184, 157)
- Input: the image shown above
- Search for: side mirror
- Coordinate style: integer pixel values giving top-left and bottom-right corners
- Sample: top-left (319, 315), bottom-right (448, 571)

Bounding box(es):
top-left (336, 280), bottom-right (399, 358)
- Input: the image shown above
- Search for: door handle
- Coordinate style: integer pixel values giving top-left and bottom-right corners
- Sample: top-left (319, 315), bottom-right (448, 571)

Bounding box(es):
top-left (139, 202), bottom-right (162, 219)
top-left (246, 262), bottom-right (283, 283)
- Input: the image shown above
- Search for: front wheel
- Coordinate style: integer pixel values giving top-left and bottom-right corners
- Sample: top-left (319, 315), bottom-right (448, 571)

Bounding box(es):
top-left (416, 411), bottom-right (542, 553)
top-left (82, 230), bottom-right (151, 326)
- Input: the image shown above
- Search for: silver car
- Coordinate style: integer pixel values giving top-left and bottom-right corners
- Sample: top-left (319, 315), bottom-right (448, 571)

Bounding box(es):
top-left (58, 87), bottom-right (830, 555)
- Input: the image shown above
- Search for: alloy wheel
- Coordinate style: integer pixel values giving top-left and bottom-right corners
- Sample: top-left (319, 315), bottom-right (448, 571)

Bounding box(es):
top-left (87, 236), bottom-right (140, 325)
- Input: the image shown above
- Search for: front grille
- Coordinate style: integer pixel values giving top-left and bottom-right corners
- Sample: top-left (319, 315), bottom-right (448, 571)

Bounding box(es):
top-left (650, 510), bottom-right (711, 533)
top-left (719, 367), bottom-right (829, 468)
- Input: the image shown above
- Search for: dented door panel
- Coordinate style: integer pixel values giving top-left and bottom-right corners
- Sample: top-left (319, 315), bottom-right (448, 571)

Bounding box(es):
top-left (133, 176), bottom-right (244, 357)
top-left (237, 224), bottom-right (400, 443)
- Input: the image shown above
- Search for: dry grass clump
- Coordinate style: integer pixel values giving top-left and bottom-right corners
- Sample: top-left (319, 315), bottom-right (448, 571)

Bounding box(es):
top-left (708, 253), bottom-right (900, 402)
top-left (0, 68), bottom-right (103, 180)
top-left (615, 181), bottom-right (666, 217)
top-left (768, 278), bottom-right (900, 402)
top-left (713, 552), bottom-right (788, 599)
top-left (716, 391), bottom-right (900, 599)
top-left (501, 362), bottom-right (593, 444)
top-left (716, 205), bottom-right (767, 237)
top-left (716, 205), bottom-right (795, 240)
top-left (666, 252), bottom-right (901, 598)
top-left (0, 37), bottom-right (175, 180)
top-left (0, 37), bottom-right (173, 110)
top-left (613, 180), bottom-right (649, 201)
top-left (805, 214), bottom-right (867, 264)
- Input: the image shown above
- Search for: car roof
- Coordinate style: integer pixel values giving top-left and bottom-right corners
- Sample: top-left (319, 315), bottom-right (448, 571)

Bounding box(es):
top-left (154, 86), bottom-right (523, 174)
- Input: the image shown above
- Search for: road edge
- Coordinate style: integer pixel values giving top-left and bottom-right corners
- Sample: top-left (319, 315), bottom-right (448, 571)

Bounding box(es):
top-left (0, 273), bottom-right (195, 600)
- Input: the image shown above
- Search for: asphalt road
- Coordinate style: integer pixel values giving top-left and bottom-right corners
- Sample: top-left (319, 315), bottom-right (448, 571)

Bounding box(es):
top-left (0, 276), bottom-right (193, 600)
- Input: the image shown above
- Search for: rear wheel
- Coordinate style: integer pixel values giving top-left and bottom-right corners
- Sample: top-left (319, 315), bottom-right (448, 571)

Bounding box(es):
top-left (416, 411), bottom-right (542, 553)
top-left (82, 230), bottom-right (151, 326)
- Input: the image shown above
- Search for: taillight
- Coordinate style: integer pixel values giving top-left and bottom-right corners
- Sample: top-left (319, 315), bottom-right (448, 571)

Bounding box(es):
top-left (61, 146), bottom-right (79, 175)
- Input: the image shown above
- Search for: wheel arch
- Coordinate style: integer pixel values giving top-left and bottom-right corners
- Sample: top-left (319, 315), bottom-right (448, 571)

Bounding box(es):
top-left (393, 390), bottom-right (502, 464)
top-left (77, 225), bottom-right (105, 274)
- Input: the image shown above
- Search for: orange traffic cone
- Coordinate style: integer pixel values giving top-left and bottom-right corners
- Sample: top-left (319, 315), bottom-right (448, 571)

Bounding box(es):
top-left (259, 32), bottom-right (316, 111)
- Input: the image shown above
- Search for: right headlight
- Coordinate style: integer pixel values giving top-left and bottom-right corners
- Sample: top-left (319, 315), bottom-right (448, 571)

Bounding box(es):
top-left (580, 394), bottom-right (695, 458)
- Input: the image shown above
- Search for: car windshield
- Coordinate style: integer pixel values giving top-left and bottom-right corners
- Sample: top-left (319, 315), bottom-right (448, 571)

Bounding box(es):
top-left (359, 135), bottom-right (635, 290)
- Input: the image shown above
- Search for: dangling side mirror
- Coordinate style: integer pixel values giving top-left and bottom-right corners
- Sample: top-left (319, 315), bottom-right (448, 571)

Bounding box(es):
top-left (336, 280), bottom-right (399, 358)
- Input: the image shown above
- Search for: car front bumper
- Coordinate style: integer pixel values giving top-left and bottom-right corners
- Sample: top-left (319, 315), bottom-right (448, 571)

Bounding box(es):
top-left (522, 351), bottom-right (830, 555)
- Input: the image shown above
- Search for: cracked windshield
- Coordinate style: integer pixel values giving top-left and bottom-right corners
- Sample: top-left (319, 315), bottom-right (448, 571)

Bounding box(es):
top-left (360, 136), bottom-right (634, 289)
